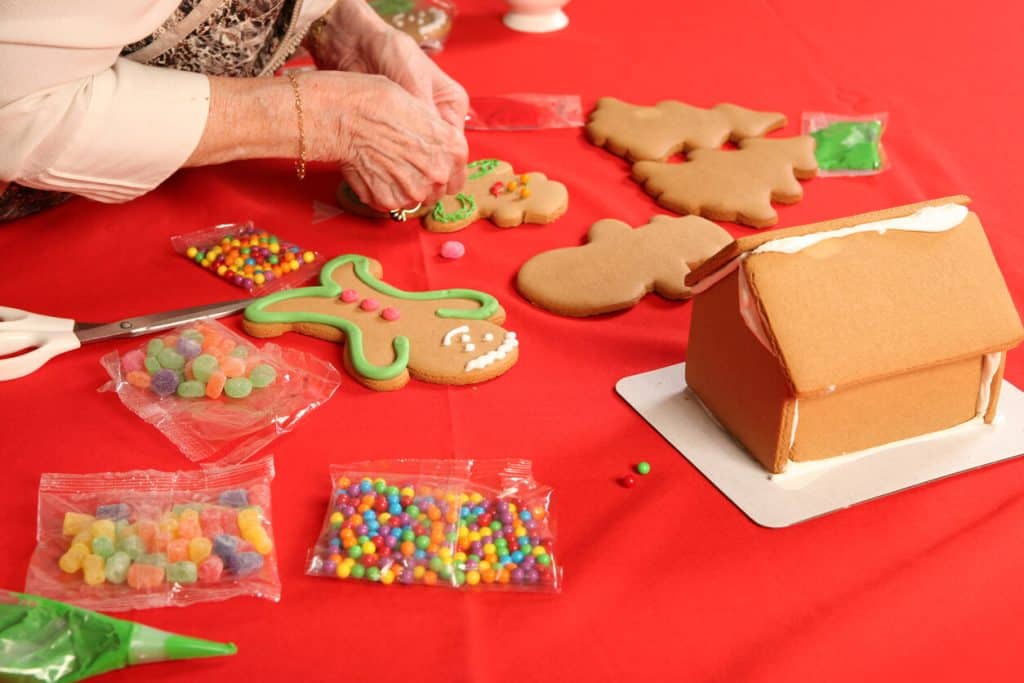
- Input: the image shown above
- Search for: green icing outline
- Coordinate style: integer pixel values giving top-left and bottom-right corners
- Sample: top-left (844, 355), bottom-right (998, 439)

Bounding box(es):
top-left (244, 255), bottom-right (499, 381)
top-left (432, 193), bottom-right (477, 224)
top-left (467, 159), bottom-right (501, 180)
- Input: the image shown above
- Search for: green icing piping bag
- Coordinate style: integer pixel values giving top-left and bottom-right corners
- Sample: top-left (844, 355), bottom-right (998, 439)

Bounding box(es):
top-left (0, 591), bottom-right (236, 682)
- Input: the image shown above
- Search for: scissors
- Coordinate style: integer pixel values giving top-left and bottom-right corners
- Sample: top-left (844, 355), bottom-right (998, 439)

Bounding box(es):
top-left (0, 299), bottom-right (251, 381)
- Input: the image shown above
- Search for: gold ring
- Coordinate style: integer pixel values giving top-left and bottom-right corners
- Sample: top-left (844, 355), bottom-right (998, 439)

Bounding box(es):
top-left (388, 203), bottom-right (422, 222)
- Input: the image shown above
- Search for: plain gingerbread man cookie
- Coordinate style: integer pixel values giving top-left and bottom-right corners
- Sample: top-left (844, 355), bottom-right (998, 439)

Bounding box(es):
top-left (516, 215), bottom-right (733, 317)
top-left (631, 137), bottom-right (818, 228)
top-left (243, 255), bottom-right (519, 391)
top-left (586, 97), bottom-right (787, 162)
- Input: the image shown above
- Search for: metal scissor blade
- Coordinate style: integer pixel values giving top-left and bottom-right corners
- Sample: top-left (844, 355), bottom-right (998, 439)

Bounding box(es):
top-left (74, 299), bottom-right (252, 344)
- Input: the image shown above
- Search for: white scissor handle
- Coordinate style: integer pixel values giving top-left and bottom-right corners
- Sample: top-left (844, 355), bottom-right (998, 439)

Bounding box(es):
top-left (0, 307), bottom-right (81, 381)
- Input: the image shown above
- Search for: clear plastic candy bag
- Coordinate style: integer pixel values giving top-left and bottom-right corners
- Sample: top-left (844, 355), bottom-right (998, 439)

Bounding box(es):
top-left (99, 318), bottom-right (340, 465)
top-left (370, 0), bottom-right (456, 53)
top-left (307, 459), bottom-right (561, 591)
top-left (25, 457), bottom-right (281, 612)
top-left (802, 111), bottom-right (888, 177)
top-left (465, 94), bottom-right (584, 131)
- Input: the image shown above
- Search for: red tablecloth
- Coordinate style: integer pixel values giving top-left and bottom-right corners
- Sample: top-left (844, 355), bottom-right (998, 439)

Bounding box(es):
top-left (3, 1), bottom-right (1024, 680)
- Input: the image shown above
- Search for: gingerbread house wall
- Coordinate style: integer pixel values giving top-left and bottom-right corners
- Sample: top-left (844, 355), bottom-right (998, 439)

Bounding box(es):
top-left (685, 269), bottom-right (793, 472)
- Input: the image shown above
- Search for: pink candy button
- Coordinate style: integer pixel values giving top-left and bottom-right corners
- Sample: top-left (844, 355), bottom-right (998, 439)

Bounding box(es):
top-left (359, 298), bottom-right (380, 312)
top-left (340, 289), bottom-right (358, 303)
top-left (440, 240), bottom-right (466, 259)
top-left (380, 307), bottom-right (400, 321)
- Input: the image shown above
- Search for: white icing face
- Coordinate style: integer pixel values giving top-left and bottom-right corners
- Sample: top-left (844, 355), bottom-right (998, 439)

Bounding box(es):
top-left (466, 332), bottom-right (518, 372)
top-left (442, 325), bottom-right (469, 346)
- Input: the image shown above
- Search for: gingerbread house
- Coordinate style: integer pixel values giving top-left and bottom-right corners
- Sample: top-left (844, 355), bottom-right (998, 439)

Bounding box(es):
top-left (684, 196), bottom-right (1024, 474)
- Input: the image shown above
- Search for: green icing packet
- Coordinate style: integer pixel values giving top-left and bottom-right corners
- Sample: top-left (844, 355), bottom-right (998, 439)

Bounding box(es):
top-left (803, 113), bottom-right (887, 175)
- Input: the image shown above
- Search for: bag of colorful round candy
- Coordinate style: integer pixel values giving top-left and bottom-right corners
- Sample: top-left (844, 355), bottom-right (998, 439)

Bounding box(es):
top-left (25, 457), bottom-right (281, 611)
top-left (99, 318), bottom-right (341, 465)
top-left (306, 459), bottom-right (561, 592)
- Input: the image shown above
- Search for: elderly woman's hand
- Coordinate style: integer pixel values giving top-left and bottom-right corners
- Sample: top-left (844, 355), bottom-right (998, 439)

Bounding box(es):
top-left (304, 71), bottom-right (467, 212)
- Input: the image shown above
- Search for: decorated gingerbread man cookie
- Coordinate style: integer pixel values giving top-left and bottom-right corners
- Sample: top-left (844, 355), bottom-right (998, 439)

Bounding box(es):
top-left (336, 159), bottom-right (569, 233)
top-left (517, 215), bottom-right (732, 317)
top-left (243, 255), bottom-right (519, 391)
top-left (631, 137), bottom-right (818, 228)
top-left (586, 97), bottom-right (788, 162)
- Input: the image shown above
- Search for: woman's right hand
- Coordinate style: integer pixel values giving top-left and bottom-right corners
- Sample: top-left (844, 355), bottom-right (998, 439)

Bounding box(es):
top-left (305, 71), bottom-right (468, 212)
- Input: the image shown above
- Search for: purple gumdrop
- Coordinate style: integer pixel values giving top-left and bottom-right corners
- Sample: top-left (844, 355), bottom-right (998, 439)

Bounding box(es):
top-left (510, 568), bottom-right (525, 584)
top-left (399, 513), bottom-right (411, 525)
top-left (384, 535), bottom-right (398, 549)
top-left (212, 534), bottom-right (240, 559)
top-left (347, 485), bottom-right (360, 497)
top-left (521, 556), bottom-right (536, 570)
top-left (356, 524), bottom-right (368, 536)
top-left (150, 369), bottom-right (180, 396)
top-left (95, 503), bottom-right (132, 520)
top-left (225, 551), bottom-right (263, 576)
top-left (323, 560), bottom-right (337, 576)
top-left (400, 569), bottom-right (415, 584)
top-left (218, 489), bottom-right (249, 508)
top-left (525, 569), bottom-right (540, 584)
top-left (175, 337), bottom-right (202, 360)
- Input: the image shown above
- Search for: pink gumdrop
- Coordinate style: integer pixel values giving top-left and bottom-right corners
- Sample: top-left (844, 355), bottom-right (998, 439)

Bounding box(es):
top-left (359, 298), bottom-right (380, 312)
top-left (440, 241), bottom-right (465, 259)
top-left (122, 349), bottom-right (146, 373)
top-left (248, 484), bottom-right (271, 509)
top-left (340, 289), bottom-right (359, 303)
top-left (220, 508), bottom-right (240, 536)
top-left (380, 307), bottom-right (400, 322)
top-left (198, 556), bottom-right (224, 583)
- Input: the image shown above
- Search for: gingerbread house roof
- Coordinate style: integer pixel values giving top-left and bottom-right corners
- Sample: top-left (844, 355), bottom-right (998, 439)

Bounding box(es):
top-left (686, 196), bottom-right (1024, 397)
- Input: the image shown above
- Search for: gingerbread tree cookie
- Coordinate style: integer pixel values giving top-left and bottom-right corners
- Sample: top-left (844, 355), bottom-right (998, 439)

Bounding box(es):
top-left (631, 137), bottom-right (818, 228)
top-left (243, 255), bottom-right (519, 391)
top-left (335, 159), bottom-right (569, 233)
top-left (517, 215), bottom-right (732, 317)
top-left (586, 97), bottom-right (787, 162)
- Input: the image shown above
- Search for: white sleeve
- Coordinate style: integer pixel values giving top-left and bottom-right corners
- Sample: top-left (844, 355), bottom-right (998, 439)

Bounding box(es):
top-left (0, 3), bottom-right (211, 203)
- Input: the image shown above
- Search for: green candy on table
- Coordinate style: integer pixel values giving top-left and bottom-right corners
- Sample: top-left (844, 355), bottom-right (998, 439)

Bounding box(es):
top-left (144, 356), bottom-right (161, 375)
top-left (176, 380), bottom-right (205, 398)
top-left (191, 354), bottom-right (219, 382)
top-left (146, 339), bottom-right (164, 356)
top-left (118, 535), bottom-right (145, 560)
top-left (105, 552), bottom-right (132, 584)
top-left (810, 120), bottom-right (883, 171)
top-left (249, 364), bottom-right (277, 388)
top-left (224, 377), bottom-right (253, 398)
top-left (166, 561), bottom-right (198, 584)
top-left (91, 536), bottom-right (114, 559)
top-left (157, 347), bottom-right (185, 370)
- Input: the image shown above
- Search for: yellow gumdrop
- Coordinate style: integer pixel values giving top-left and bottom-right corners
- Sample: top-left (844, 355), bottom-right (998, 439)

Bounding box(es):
top-left (179, 508), bottom-right (200, 523)
top-left (90, 519), bottom-right (115, 542)
top-left (469, 492), bottom-right (484, 504)
top-left (71, 530), bottom-right (93, 547)
top-left (244, 526), bottom-right (273, 555)
top-left (189, 537), bottom-right (213, 563)
top-left (337, 563), bottom-right (351, 579)
top-left (82, 554), bottom-right (106, 585)
top-left (63, 512), bottom-right (94, 537)
top-left (237, 508), bottom-right (261, 532)
top-left (380, 570), bottom-right (395, 585)
top-left (59, 543), bottom-right (90, 573)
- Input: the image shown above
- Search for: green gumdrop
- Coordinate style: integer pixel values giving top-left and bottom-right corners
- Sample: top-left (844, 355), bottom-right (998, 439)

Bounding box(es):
top-left (144, 356), bottom-right (162, 375)
top-left (224, 377), bottom-right (253, 399)
top-left (166, 561), bottom-right (198, 584)
top-left (177, 380), bottom-right (205, 398)
top-left (182, 330), bottom-right (205, 344)
top-left (230, 345), bottom-right (249, 359)
top-left (118, 535), bottom-right (145, 560)
top-left (91, 536), bottom-right (115, 558)
top-left (249, 364), bottom-right (277, 388)
top-left (137, 553), bottom-right (168, 568)
top-left (157, 347), bottom-right (185, 370)
top-left (146, 338), bottom-right (165, 356)
top-left (192, 354), bottom-right (220, 383)
top-left (350, 564), bottom-right (366, 579)
top-left (105, 552), bottom-right (131, 584)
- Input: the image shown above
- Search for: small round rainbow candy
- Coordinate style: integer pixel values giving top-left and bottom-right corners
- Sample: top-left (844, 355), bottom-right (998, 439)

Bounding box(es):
top-left (309, 476), bottom-right (557, 589)
top-left (183, 225), bottom-right (316, 293)
top-left (57, 485), bottom-right (274, 591)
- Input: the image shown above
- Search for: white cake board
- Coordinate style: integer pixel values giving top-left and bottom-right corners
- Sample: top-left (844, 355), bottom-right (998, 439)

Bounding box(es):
top-left (616, 363), bottom-right (1024, 528)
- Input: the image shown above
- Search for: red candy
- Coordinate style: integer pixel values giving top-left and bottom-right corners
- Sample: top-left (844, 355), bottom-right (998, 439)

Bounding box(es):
top-left (341, 289), bottom-right (359, 303)
top-left (198, 556), bottom-right (224, 583)
top-left (490, 182), bottom-right (504, 197)
top-left (359, 298), bottom-right (380, 312)
top-left (620, 475), bottom-right (636, 488)
top-left (380, 307), bottom-right (400, 321)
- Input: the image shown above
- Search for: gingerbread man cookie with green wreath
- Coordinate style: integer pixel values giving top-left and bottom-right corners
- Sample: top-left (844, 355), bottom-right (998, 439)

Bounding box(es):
top-left (336, 159), bottom-right (569, 233)
top-left (243, 255), bottom-right (519, 391)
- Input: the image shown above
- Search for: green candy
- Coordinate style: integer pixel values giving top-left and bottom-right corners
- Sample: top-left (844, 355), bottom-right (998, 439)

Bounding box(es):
top-left (224, 377), bottom-right (252, 399)
top-left (366, 567), bottom-right (381, 582)
top-left (249, 364), bottom-right (276, 388)
top-left (453, 570), bottom-right (466, 587)
top-left (146, 339), bottom-right (164, 356)
top-left (137, 553), bottom-right (167, 568)
top-left (350, 564), bottom-right (366, 579)
top-left (166, 561), bottom-right (198, 584)
top-left (636, 461), bottom-right (651, 475)
top-left (429, 556), bottom-right (444, 572)
top-left (91, 536), bottom-right (114, 558)
top-left (230, 345), bottom-right (249, 359)
top-left (181, 330), bottom-right (204, 344)
top-left (348, 545), bottom-right (363, 559)
top-left (415, 535), bottom-right (430, 550)
top-left (176, 380), bottom-right (205, 398)
top-left (157, 347), bottom-right (185, 370)
top-left (144, 356), bottom-right (162, 375)
top-left (810, 120), bottom-right (883, 171)
top-left (536, 553), bottom-right (552, 566)
top-left (104, 552), bottom-right (131, 584)
top-left (118, 535), bottom-right (145, 560)
top-left (191, 354), bottom-right (220, 382)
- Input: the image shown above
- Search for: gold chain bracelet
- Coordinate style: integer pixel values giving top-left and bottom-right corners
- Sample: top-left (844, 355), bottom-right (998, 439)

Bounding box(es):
top-left (285, 71), bottom-right (307, 180)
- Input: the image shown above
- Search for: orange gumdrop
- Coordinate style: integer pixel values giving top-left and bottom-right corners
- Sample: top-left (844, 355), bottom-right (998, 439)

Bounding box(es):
top-left (205, 371), bottom-right (226, 399)
top-left (202, 331), bottom-right (223, 352)
top-left (221, 356), bottom-right (245, 378)
top-left (126, 371), bottom-right (151, 389)
top-left (423, 571), bottom-right (438, 586)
